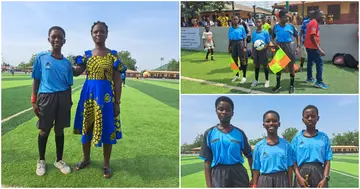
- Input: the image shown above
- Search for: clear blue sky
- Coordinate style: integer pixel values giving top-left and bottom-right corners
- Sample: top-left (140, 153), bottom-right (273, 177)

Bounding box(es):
top-left (181, 95), bottom-right (359, 144)
top-left (1, 1), bottom-right (179, 70)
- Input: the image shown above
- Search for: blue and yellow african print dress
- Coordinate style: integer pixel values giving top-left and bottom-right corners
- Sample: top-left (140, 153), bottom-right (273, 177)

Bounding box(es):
top-left (73, 50), bottom-right (124, 147)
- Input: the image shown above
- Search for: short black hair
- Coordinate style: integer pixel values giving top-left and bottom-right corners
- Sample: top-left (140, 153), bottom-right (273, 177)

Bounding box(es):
top-left (303, 105), bottom-right (319, 116)
top-left (263, 110), bottom-right (280, 121)
top-left (48, 26), bottom-right (65, 37)
top-left (314, 9), bottom-right (321, 16)
top-left (91, 21), bottom-right (108, 33)
top-left (308, 10), bottom-right (315, 18)
top-left (215, 96), bottom-right (234, 111)
top-left (279, 9), bottom-right (289, 18)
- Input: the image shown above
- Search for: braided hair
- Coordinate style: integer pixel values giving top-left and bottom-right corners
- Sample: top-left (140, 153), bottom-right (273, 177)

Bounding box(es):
top-left (48, 26), bottom-right (65, 37)
top-left (91, 21), bottom-right (108, 33)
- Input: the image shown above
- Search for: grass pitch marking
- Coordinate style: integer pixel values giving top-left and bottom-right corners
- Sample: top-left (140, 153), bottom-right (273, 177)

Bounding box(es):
top-left (1, 85), bottom-right (83, 123)
top-left (331, 169), bottom-right (358, 179)
top-left (181, 76), bottom-right (268, 94)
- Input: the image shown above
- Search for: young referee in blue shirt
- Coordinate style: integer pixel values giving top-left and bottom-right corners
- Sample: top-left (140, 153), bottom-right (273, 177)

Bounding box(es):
top-left (292, 105), bottom-right (332, 188)
top-left (252, 110), bottom-right (293, 188)
top-left (272, 9), bottom-right (300, 94)
top-left (199, 96), bottom-right (253, 187)
top-left (31, 26), bottom-right (73, 176)
top-left (228, 16), bottom-right (248, 84)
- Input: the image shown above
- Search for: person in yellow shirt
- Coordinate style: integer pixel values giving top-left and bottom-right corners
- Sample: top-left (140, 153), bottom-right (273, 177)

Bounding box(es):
top-left (217, 12), bottom-right (229, 27)
top-left (262, 16), bottom-right (272, 37)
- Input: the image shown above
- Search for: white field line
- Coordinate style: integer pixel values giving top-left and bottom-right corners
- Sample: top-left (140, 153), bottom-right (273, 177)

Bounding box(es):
top-left (331, 169), bottom-right (358, 179)
top-left (1, 85), bottom-right (82, 123)
top-left (181, 76), bottom-right (268, 94)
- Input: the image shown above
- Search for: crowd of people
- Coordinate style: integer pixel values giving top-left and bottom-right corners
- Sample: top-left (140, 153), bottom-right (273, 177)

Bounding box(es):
top-left (181, 10), bottom-right (329, 28)
top-left (201, 8), bottom-right (327, 94)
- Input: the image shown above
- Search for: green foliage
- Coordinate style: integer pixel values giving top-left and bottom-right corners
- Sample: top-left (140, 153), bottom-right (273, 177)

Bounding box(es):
top-left (66, 54), bottom-right (75, 65)
top-left (167, 59), bottom-right (179, 71)
top-left (181, 142), bottom-right (193, 153)
top-left (28, 54), bottom-right (36, 66)
top-left (155, 59), bottom-right (179, 71)
top-left (181, 1), bottom-right (231, 18)
top-left (281, 127), bottom-right (299, 142)
top-left (2, 62), bottom-right (11, 67)
top-left (332, 131), bottom-right (359, 146)
top-left (181, 134), bottom-right (204, 153)
top-left (193, 134), bottom-right (204, 148)
top-left (249, 134), bottom-right (266, 145)
top-left (118, 51), bottom-right (137, 71)
top-left (17, 62), bottom-right (27, 70)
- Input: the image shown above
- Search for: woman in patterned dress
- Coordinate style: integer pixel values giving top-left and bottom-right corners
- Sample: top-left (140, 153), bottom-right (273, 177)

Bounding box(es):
top-left (72, 21), bottom-right (124, 178)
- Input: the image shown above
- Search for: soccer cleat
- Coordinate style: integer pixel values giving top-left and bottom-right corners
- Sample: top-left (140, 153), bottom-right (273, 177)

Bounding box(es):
top-left (306, 78), bottom-right (316, 84)
top-left (272, 86), bottom-right (281, 93)
top-left (54, 160), bottom-right (71, 174)
top-left (314, 82), bottom-right (328, 89)
top-left (231, 76), bottom-right (239, 83)
top-left (289, 86), bottom-right (295, 94)
top-left (251, 80), bottom-right (259, 87)
top-left (240, 77), bottom-right (247, 84)
top-left (264, 80), bottom-right (270, 88)
top-left (36, 160), bottom-right (46, 176)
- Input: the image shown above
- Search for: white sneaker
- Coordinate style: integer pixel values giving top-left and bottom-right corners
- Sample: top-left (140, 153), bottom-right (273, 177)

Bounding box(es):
top-left (265, 80), bottom-right (270, 88)
top-left (54, 160), bottom-right (71, 174)
top-left (36, 160), bottom-right (46, 176)
top-left (231, 76), bottom-right (239, 83)
top-left (240, 77), bottom-right (247, 84)
top-left (251, 80), bottom-right (259, 87)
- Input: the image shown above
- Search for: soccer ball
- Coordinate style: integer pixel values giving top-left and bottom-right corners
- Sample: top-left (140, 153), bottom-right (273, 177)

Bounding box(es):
top-left (254, 40), bottom-right (265, 51)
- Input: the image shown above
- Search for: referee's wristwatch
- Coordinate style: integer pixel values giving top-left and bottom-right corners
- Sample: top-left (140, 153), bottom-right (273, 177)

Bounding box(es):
top-left (324, 175), bottom-right (330, 181)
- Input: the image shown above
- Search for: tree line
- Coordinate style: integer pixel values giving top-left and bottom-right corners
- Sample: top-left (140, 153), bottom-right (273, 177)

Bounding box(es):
top-left (181, 128), bottom-right (359, 153)
top-left (16, 51), bottom-right (138, 71)
top-left (15, 51), bottom-right (179, 73)
top-left (181, 2), bottom-right (232, 19)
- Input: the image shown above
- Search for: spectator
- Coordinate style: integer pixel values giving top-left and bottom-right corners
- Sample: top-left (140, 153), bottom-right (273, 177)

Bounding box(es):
top-left (299, 12), bottom-right (312, 71)
top-left (191, 17), bottom-right (199, 27)
top-left (206, 17), bottom-right (215, 27)
top-left (217, 12), bottom-right (229, 27)
top-left (262, 16), bottom-right (272, 34)
top-left (181, 18), bottom-right (188, 27)
top-left (10, 67), bottom-right (14, 76)
top-left (200, 16), bottom-right (207, 27)
top-left (304, 9), bottom-right (328, 89)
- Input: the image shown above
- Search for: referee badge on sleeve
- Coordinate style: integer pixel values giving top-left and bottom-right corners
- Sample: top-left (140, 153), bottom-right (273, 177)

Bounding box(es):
top-left (45, 62), bottom-right (51, 69)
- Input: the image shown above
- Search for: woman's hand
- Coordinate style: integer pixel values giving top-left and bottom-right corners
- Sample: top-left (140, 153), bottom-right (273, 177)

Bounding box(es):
top-left (114, 102), bottom-right (120, 117)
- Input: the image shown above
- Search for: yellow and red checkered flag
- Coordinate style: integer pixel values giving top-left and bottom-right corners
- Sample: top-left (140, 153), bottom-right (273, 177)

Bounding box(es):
top-left (269, 47), bottom-right (291, 74)
top-left (230, 56), bottom-right (239, 74)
